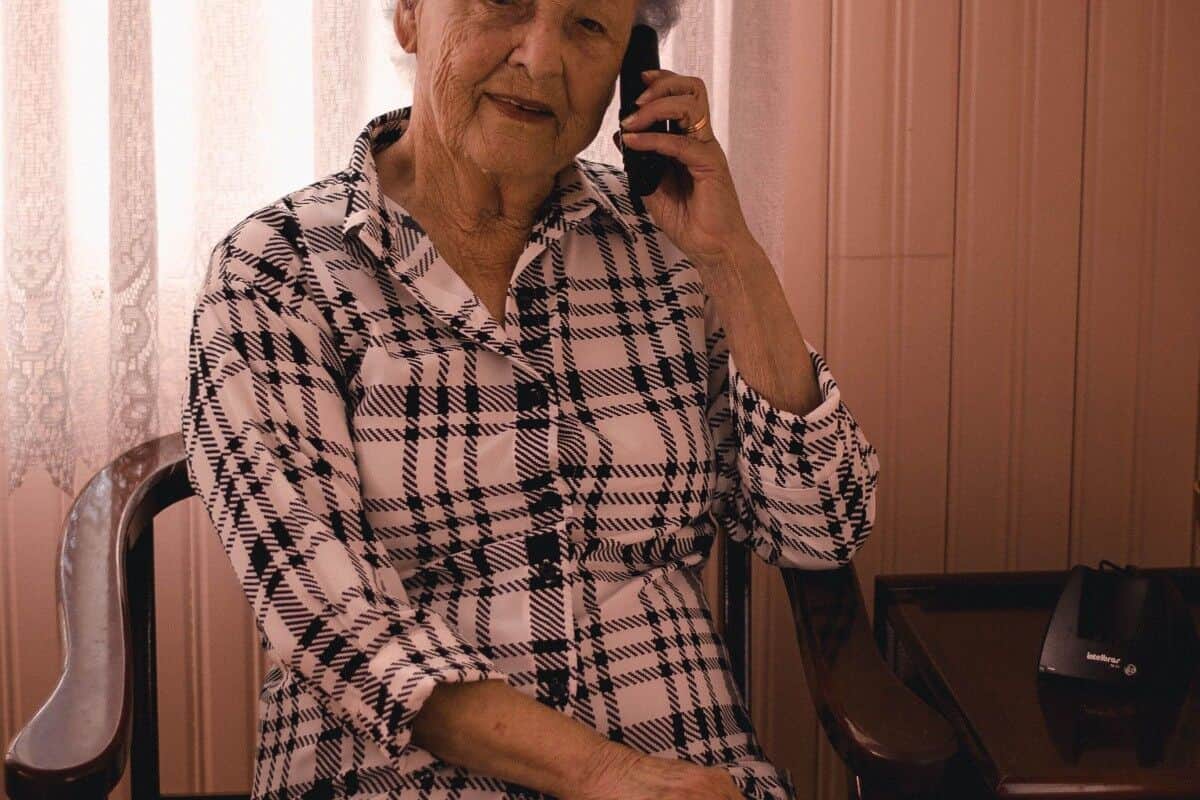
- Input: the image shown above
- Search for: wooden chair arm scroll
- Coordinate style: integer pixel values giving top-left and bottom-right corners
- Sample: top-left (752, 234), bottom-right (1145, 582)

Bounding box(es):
top-left (781, 562), bottom-right (959, 797)
top-left (4, 433), bottom-right (192, 800)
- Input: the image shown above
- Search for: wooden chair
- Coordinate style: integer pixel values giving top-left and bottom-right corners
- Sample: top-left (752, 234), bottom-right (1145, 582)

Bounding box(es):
top-left (4, 433), bottom-right (958, 800)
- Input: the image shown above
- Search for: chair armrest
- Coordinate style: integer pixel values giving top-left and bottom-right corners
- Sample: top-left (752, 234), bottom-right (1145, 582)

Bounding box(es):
top-left (4, 433), bottom-right (192, 800)
top-left (780, 562), bottom-right (958, 796)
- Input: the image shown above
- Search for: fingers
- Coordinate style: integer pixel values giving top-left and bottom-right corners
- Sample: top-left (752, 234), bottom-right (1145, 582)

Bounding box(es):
top-left (626, 69), bottom-right (715, 150)
top-left (620, 93), bottom-right (700, 134)
top-left (635, 69), bottom-right (709, 108)
top-left (617, 129), bottom-right (717, 171)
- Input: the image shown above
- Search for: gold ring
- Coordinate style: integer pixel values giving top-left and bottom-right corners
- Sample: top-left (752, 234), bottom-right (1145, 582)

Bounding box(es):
top-left (684, 114), bottom-right (710, 138)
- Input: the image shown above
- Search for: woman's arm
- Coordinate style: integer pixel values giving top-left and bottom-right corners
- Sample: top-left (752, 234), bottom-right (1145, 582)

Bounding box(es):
top-left (182, 226), bottom-right (513, 764)
top-left (701, 251), bottom-right (881, 570)
top-left (411, 679), bottom-right (628, 797)
top-left (413, 679), bottom-right (743, 800)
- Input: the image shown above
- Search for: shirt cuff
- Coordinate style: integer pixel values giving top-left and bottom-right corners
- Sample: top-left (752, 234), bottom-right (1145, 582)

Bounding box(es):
top-left (727, 337), bottom-right (846, 493)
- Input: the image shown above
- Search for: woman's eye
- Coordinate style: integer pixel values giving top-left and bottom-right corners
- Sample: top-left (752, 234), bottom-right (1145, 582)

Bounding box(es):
top-left (483, 1), bottom-right (602, 34)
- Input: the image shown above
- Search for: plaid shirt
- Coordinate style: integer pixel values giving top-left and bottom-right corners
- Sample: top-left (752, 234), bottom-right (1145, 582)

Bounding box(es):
top-left (181, 105), bottom-right (879, 800)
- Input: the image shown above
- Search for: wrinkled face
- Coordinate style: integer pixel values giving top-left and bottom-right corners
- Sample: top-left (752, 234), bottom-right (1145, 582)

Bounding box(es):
top-left (395, 0), bottom-right (639, 177)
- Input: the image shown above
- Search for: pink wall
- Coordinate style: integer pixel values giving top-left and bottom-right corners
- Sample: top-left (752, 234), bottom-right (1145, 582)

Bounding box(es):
top-left (1, 3), bottom-right (1196, 799)
top-left (749, 1), bottom-right (1198, 796)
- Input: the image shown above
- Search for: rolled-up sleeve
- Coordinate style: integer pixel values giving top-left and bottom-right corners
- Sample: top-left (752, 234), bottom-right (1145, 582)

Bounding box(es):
top-left (704, 290), bottom-right (880, 569)
top-left (180, 226), bottom-right (510, 763)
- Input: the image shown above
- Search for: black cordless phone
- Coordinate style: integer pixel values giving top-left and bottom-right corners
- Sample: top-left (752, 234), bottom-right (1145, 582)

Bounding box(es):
top-left (619, 24), bottom-right (680, 215)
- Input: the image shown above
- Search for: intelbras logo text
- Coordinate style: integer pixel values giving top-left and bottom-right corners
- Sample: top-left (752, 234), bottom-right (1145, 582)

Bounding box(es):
top-left (1086, 651), bottom-right (1121, 666)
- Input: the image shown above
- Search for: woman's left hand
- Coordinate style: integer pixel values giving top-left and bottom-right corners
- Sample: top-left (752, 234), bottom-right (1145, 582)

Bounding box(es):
top-left (612, 69), bottom-right (756, 270)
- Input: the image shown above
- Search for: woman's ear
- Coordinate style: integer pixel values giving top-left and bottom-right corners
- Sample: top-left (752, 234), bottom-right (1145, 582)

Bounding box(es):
top-left (394, 0), bottom-right (418, 55)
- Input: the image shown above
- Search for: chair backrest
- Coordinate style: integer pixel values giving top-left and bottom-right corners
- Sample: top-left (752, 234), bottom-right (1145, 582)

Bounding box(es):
top-left (4, 431), bottom-right (754, 800)
top-left (4, 432), bottom-right (191, 800)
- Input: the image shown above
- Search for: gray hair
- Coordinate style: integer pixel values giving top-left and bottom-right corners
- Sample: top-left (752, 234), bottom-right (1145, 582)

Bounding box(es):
top-left (379, 0), bottom-right (685, 77)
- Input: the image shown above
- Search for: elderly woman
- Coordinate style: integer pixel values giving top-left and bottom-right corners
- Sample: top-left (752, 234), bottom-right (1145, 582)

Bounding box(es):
top-left (181, 1), bottom-right (880, 799)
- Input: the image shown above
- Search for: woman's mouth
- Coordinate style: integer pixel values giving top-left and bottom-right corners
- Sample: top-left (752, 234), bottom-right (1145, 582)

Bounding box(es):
top-left (488, 94), bottom-right (554, 123)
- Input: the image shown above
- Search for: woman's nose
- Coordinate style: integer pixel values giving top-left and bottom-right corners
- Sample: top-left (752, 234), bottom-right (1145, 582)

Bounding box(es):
top-left (506, 21), bottom-right (566, 80)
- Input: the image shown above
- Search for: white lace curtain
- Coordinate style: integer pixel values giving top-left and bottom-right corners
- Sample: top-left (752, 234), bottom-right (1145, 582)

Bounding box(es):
top-left (1, 0), bottom-right (801, 495)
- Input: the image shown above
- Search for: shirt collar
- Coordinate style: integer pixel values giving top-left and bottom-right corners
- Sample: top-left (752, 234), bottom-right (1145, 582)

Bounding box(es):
top-left (339, 105), bottom-right (646, 264)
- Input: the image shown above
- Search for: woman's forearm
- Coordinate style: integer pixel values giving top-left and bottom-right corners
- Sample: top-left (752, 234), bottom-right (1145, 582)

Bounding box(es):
top-left (698, 234), bottom-right (823, 418)
top-left (410, 677), bottom-right (633, 798)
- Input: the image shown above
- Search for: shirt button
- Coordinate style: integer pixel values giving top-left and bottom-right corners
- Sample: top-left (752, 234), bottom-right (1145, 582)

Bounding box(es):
top-left (529, 384), bottom-right (548, 406)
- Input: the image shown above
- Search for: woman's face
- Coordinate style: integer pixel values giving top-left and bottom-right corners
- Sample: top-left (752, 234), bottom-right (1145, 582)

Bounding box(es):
top-left (396, 0), bottom-right (639, 178)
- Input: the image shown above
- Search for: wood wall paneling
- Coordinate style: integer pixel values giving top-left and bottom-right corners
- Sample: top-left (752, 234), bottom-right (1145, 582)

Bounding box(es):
top-left (946, 0), bottom-right (1087, 572)
top-left (1071, 0), bottom-right (1199, 570)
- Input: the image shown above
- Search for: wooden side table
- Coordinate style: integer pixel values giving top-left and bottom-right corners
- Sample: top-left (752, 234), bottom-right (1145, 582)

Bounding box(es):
top-left (874, 567), bottom-right (1200, 799)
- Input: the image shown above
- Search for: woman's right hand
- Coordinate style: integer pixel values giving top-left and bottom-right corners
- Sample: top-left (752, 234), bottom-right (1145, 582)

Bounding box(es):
top-left (565, 740), bottom-right (744, 800)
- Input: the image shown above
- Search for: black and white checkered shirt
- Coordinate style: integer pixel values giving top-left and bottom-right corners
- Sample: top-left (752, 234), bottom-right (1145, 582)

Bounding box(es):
top-left (181, 105), bottom-right (879, 800)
